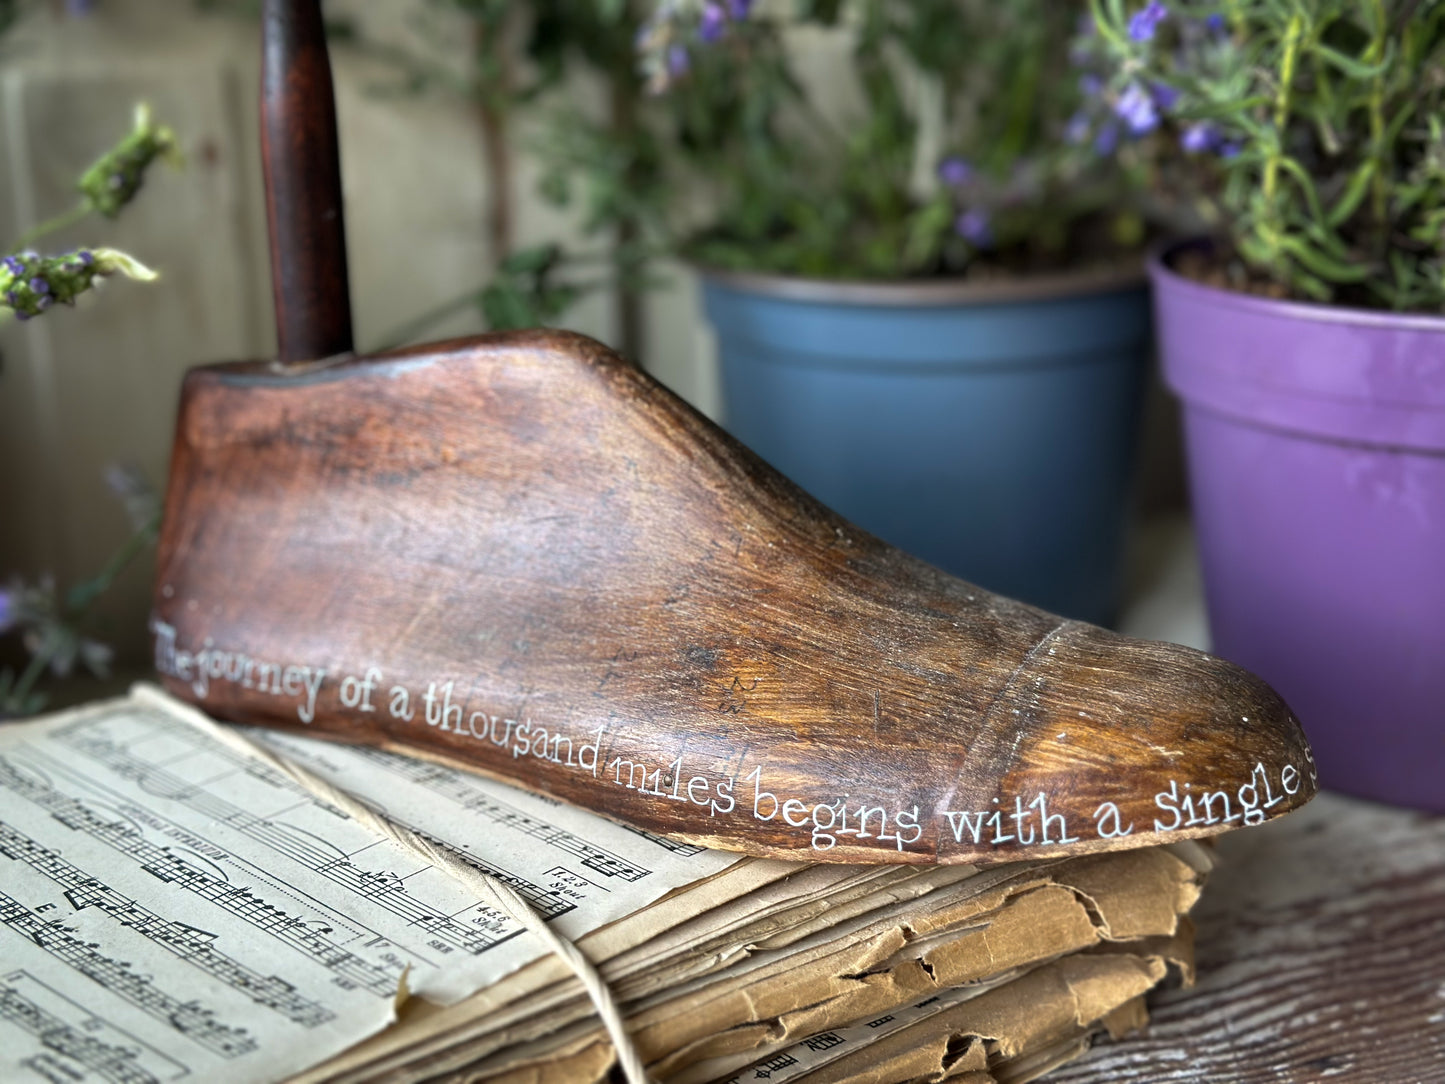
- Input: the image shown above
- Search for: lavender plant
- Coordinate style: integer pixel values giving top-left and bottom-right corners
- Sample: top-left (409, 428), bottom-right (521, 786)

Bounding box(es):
top-left (0, 86), bottom-right (177, 712)
top-left (637, 0), bottom-right (1150, 279)
top-left (1088, 0), bottom-right (1445, 310)
top-left (1, 103), bottom-right (175, 322)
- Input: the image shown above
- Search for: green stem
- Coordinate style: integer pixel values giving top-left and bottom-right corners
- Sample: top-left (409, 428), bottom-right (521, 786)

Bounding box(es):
top-left (1261, 13), bottom-right (1304, 272)
top-left (1367, 0), bottom-right (1388, 239)
top-left (67, 511), bottom-right (162, 617)
top-left (6, 645), bottom-right (51, 713)
top-left (11, 202), bottom-right (91, 252)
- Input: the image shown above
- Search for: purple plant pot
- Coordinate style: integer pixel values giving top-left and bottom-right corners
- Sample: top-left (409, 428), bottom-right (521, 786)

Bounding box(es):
top-left (1151, 244), bottom-right (1445, 812)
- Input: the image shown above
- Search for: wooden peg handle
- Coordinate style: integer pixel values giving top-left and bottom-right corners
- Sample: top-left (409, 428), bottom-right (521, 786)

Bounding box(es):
top-left (261, 0), bottom-right (354, 363)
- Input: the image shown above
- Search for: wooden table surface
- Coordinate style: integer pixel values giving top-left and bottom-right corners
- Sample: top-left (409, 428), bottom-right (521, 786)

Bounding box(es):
top-left (1043, 790), bottom-right (1445, 1083)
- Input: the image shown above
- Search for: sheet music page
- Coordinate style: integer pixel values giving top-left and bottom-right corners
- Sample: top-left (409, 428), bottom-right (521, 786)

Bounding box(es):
top-left (0, 687), bottom-right (736, 1084)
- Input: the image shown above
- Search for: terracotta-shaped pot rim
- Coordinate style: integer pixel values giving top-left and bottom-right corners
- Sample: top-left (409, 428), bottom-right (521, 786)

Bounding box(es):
top-left (1148, 238), bottom-right (1445, 333)
top-left (695, 259), bottom-right (1146, 307)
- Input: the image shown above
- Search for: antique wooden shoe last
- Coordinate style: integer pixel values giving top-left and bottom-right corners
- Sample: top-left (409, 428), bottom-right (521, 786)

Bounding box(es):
top-left (151, 0), bottom-right (1316, 865)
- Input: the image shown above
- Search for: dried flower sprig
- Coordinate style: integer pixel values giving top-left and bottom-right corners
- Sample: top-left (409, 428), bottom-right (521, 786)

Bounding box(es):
top-left (10, 103), bottom-right (179, 251)
top-left (0, 247), bottom-right (157, 322)
top-left (78, 102), bottom-right (181, 218)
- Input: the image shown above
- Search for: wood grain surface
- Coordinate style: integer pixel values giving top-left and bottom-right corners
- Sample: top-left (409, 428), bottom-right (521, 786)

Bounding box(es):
top-left (152, 330), bottom-right (1316, 865)
top-left (1044, 792), bottom-right (1445, 1083)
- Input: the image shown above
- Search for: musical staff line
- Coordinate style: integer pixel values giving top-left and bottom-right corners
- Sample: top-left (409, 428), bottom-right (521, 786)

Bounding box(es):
top-left (269, 738), bottom-right (658, 880)
top-left (0, 888), bottom-right (257, 1058)
top-left (1, 977), bottom-right (162, 1084)
top-left (0, 756), bottom-right (399, 999)
top-left (0, 817), bottom-right (334, 1027)
top-left (47, 733), bottom-right (550, 955)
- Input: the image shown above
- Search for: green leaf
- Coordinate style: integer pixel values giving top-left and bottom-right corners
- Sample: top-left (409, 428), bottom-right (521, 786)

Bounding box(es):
top-left (1326, 161), bottom-right (1376, 227)
top-left (1314, 42), bottom-right (1393, 80)
top-left (1278, 236), bottom-right (1373, 283)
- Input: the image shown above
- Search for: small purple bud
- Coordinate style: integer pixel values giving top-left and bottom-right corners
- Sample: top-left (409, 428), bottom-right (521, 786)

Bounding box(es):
top-left (1094, 119), bottom-right (1121, 156)
top-left (2, 255), bottom-right (24, 276)
top-left (1180, 121), bottom-right (1219, 154)
top-left (954, 208), bottom-right (993, 247)
top-left (1065, 111), bottom-right (1092, 145)
top-left (79, 249), bottom-right (94, 266)
top-left (1219, 140), bottom-right (1243, 159)
top-left (29, 277), bottom-right (49, 295)
top-left (1079, 73), bottom-right (1103, 97)
top-left (1150, 81), bottom-right (1180, 110)
top-left (1128, 0), bottom-right (1168, 42)
top-left (15, 311), bottom-right (29, 322)
top-left (667, 43), bottom-right (690, 77)
top-left (937, 156), bottom-right (973, 187)
top-left (1205, 12), bottom-right (1226, 33)
top-left (0, 587), bottom-right (14, 633)
top-left (698, 2), bottom-right (727, 43)
top-left (726, 0), bottom-right (752, 18)
top-left (1114, 82), bottom-right (1159, 135)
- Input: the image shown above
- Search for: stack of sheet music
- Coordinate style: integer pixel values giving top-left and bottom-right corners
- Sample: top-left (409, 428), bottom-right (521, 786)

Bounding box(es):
top-left (0, 688), bottom-right (1206, 1084)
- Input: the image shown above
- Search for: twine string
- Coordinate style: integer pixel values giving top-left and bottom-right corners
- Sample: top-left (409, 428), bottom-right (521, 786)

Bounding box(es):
top-left (188, 715), bottom-right (653, 1084)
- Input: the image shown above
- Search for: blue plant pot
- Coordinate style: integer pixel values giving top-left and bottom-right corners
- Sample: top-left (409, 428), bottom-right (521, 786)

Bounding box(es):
top-left (701, 268), bottom-right (1152, 626)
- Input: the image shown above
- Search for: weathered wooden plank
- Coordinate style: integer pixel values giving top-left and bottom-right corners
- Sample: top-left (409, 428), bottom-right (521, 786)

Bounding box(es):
top-left (1044, 792), bottom-right (1445, 1083)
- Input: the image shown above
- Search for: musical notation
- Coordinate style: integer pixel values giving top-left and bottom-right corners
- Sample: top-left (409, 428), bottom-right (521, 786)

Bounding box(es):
top-left (1, 972), bottom-right (173, 1084)
top-left (0, 818), bottom-right (331, 1026)
top-left (751, 1051), bottom-right (800, 1078)
top-left (621, 823), bottom-right (709, 857)
top-left (39, 734), bottom-right (543, 959)
top-left (0, 888), bottom-right (257, 1058)
top-left (267, 738), bottom-right (657, 881)
top-left (0, 689), bottom-right (736, 1083)
top-left (0, 756), bottom-right (402, 998)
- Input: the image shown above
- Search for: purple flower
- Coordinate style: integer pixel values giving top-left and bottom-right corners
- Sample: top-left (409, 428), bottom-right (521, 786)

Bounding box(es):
top-left (79, 250), bottom-right (94, 266)
top-left (2, 255), bottom-right (24, 276)
top-left (29, 277), bottom-right (49, 294)
top-left (1065, 111), bottom-right (1091, 145)
top-left (726, 0), bottom-right (752, 17)
top-left (1181, 121), bottom-right (1220, 153)
top-left (1150, 81), bottom-right (1180, 110)
top-left (1128, 0), bottom-right (1168, 42)
top-left (0, 586), bottom-right (15, 634)
top-left (698, 2), bottom-right (727, 43)
top-left (1219, 140), bottom-right (1242, 159)
top-left (667, 43), bottom-right (690, 78)
top-left (1079, 73), bottom-right (1103, 97)
top-left (954, 208), bottom-right (993, 247)
top-left (937, 156), bottom-right (973, 187)
top-left (1114, 82), bottom-right (1159, 134)
top-left (1094, 119), bottom-right (1121, 155)
top-left (1205, 12), bottom-right (1227, 34)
